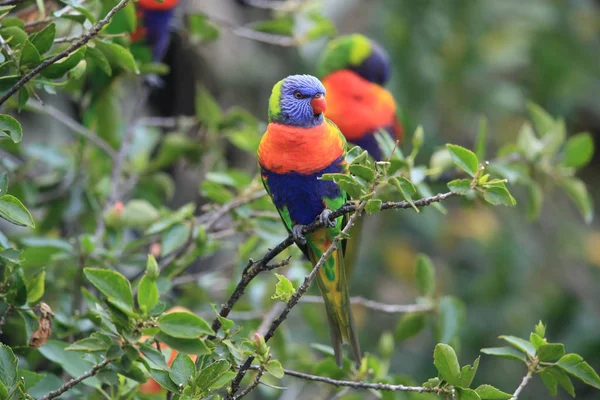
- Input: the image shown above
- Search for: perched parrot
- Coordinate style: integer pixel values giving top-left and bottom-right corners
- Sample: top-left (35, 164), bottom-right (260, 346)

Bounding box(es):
top-left (257, 75), bottom-right (361, 366)
top-left (131, 0), bottom-right (180, 63)
top-left (317, 34), bottom-right (403, 161)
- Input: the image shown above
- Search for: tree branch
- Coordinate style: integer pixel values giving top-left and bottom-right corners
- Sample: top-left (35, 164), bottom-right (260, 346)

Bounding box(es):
top-left (227, 200), bottom-right (369, 398)
top-left (301, 295), bottom-right (433, 314)
top-left (263, 366), bottom-right (451, 395)
top-left (210, 191), bottom-right (454, 336)
top-left (38, 357), bottom-right (114, 400)
top-left (510, 370), bottom-right (533, 400)
top-left (235, 366), bottom-right (265, 399)
top-left (0, 0), bottom-right (133, 106)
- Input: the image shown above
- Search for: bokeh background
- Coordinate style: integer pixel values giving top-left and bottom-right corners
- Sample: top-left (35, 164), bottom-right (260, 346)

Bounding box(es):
top-left (5, 0), bottom-right (600, 399)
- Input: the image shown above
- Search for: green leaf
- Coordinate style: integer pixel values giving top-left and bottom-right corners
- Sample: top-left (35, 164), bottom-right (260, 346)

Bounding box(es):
top-left (415, 253), bottom-right (435, 296)
top-left (0, 114), bottom-right (23, 143)
top-left (86, 46), bottom-right (112, 76)
top-left (475, 116), bottom-right (487, 161)
top-left (65, 336), bottom-right (110, 353)
top-left (170, 353), bottom-right (195, 386)
top-left (145, 203), bottom-right (195, 235)
top-left (437, 296), bottom-right (465, 344)
top-left (517, 122), bottom-right (543, 161)
top-left (138, 342), bottom-right (168, 370)
top-left (188, 13), bottom-right (220, 43)
top-left (349, 164), bottom-right (375, 182)
top-left (195, 84), bottom-right (222, 132)
top-left (0, 76), bottom-right (19, 93)
top-left (265, 360), bottom-right (284, 379)
top-left (390, 176), bottom-right (418, 212)
top-left (94, 40), bottom-right (138, 74)
top-left (83, 268), bottom-right (134, 315)
top-left (527, 102), bottom-right (555, 137)
top-left (19, 39), bottom-right (41, 69)
top-left (538, 343), bottom-right (565, 362)
top-left (482, 185), bottom-right (516, 207)
top-left (271, 273), bottom-right (295, 302)
top-left (18, 369), bottom-right (45, 390)
top-left (208, 371), bottom-right (236, 390)
top-left (556, 353), bottom-right (600, 389)
top-left (541, 119), bottom-right (566, 157)
top-left (41, 47), bottom-right (86, 79)
top-left (0, 249), bottom-right (21, 263)
top-left (540, 369), bottom-right (558, 397)
top-left (38, 340), bottom-right (101, 388)
top-left (525, 182), bottom-right (543, 221)
top-left (474, 384), bottom-right (512, 399)
top-left (554, 368), bottom-right (576, 397)
top-left (8, 269), bottom-right (27, 306)
top-left (447, 144), bottom-right (479, 177)
top-left (563, 132), bottom-right (594, 168)
top-left (499, 336), bottom-right (536, 357)
top-left (195, 360), bottom-right (232, 393)
top-left (320, 173), bottom-right (365, 198)
top-left (155, 333), bottom-right (211, 356)
top-left (365, 199), bottom-right (382, 214)
top-left (459, 357), bottom-right (479, 388)
top-left (535, 321), bottom-right (546, 338)
top-left (138, 274), bottom-right (159, 314)
top-left (481, 347), bottom-right (526, 362)
top-left (456, 388), bottom-right (481, 400)
top-left (529, 332), bottom-right (546, 349)
top-left (560, 177), bottom-right (593, 224)
top-left (158, 311), bottom-right (215, 339)
top-left (252, 15), bottom-right (294, 36)
top-left (0, 343), bottom-right (18, 388)
top-left (120, 199), bottom-right (160, 229)
top-left (433, 343), bottom-right (461, 386)
top-left (148, 368), bottom-right (179, 392)
top-left (30, 22), bottom-right (55, 54)
top-left (0, 195), bottom-right (35, 227)
top-left (448, 179), bottom-right (473, 195)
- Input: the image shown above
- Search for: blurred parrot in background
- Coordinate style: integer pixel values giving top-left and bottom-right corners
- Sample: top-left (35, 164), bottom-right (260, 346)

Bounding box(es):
top-left (258, 75), bottom-right (361, 367)
top-left (317, 34), bottom-right (403, 161)
top-left (131, 0), bottom-right (180, 63)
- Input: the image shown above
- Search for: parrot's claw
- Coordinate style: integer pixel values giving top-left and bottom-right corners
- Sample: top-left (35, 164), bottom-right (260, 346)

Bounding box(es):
top-left (319, 209), bottom-right (336, 228)
top-left (292, 224), bottom-right (307, 245)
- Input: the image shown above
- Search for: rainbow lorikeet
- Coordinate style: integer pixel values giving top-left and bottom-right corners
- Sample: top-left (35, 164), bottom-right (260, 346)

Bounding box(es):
top-left (131, 0), bottom-right (180, 62)
top-left (317, 34), bottom-right (403, 161)
top-left (257, 75), bottom-right (361, 366)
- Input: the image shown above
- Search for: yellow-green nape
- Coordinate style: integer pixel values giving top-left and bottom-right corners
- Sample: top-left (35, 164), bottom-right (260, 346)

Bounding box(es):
top-left (317, 34), bottom-right (372, 78)
top-left (268, 79), bottom-right (283, 122)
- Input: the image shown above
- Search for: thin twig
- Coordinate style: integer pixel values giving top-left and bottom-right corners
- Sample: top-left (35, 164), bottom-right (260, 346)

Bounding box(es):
top-left (38, 357), bottom-right (114, 400)
top-left (205, 13), bottom-right (298, 47)
top-left (211, 192), bottom-right (454, 336)
top-left (262, 366), bottom-right (451, 395)
top-left (26, 100), bottom-right (118, 161)
top-left (235, 367), bottom-right (265, 399)
top-left (203, 190), bottom-right (267, 232)
top-left (0, 0), bottom-right (133, 106)
top-left (227, 200), bottom-right (369, 398)
top-left (510, 370), bottom-right (533, 400)
top-left (301, 295), bottom-right (433, 314)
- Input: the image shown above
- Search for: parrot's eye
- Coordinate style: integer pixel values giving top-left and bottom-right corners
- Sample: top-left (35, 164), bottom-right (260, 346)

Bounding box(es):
top-left (294, 91), bottom-right (303, 99)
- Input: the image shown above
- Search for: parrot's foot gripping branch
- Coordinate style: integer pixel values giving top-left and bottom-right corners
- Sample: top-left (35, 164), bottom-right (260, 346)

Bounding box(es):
top-left (292, 224), bottom-right (307, 245)
top-left (318, 208), bottom-right (336, 228)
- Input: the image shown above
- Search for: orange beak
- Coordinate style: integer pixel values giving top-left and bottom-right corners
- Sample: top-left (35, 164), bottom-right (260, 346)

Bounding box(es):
top-left (311, 96), bottom-right (327, 115)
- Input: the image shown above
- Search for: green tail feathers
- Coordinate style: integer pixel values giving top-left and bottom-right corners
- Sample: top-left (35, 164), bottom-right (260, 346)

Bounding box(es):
top-left (309, 233), bottom-right (361, 367)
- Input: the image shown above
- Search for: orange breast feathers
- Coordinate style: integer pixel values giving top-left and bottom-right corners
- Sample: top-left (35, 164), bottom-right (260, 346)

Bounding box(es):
top-left (322, 70), bottom-right (399, 141)
top-left (258, 121), bottom-right (345, 174)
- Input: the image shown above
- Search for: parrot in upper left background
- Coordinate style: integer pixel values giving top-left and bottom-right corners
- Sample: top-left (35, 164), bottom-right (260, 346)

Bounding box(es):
top-left (131, 0), bottom-right (180, 64)
top-left (258, 74), bottom-right (361, 367)
top-left (317, 34), bottom-right (403, 161)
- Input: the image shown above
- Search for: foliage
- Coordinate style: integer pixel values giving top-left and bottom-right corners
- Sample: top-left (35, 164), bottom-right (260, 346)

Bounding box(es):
top-left (0, 1), bottom-right (598, 400)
